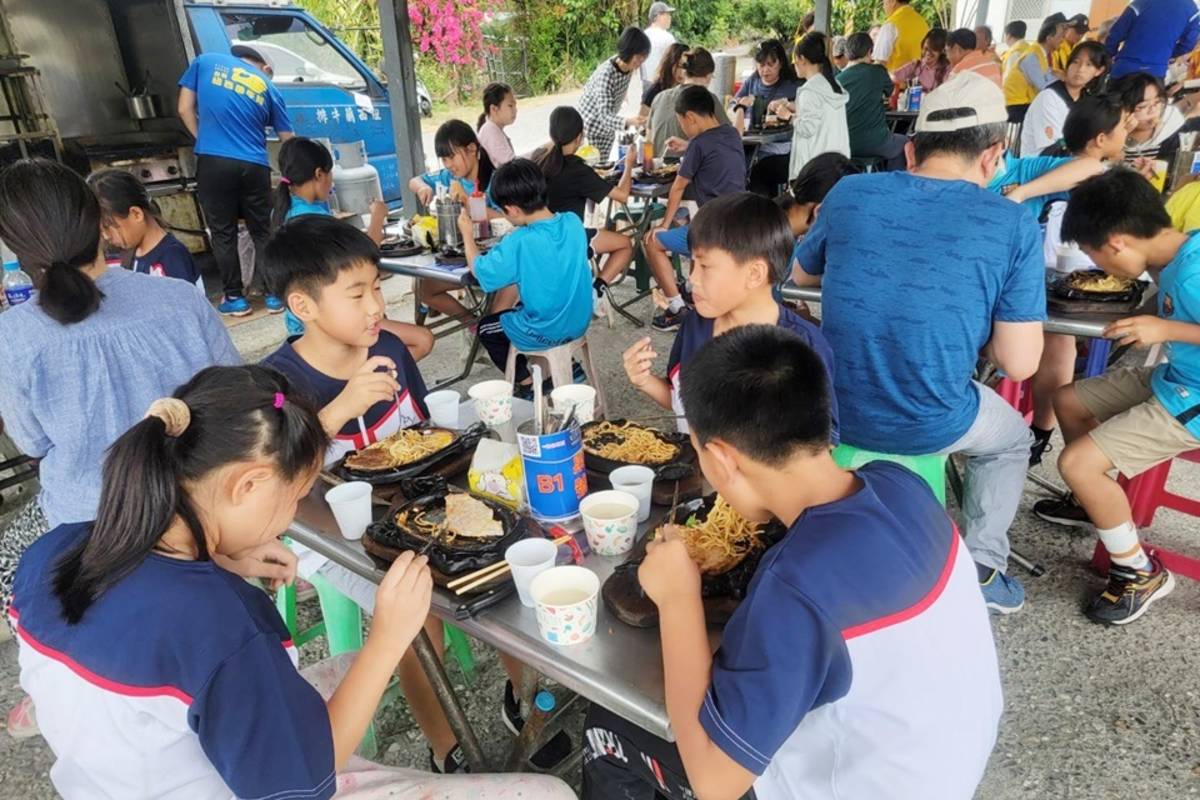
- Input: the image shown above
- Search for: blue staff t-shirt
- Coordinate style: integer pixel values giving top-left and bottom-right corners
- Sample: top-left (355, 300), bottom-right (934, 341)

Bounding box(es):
top-left (472, 213), bottom-right (593, 351)
top-left (666, 304), bottom-right (840, 442)
top-left (987, 152), bottom-right (1070, 220)
top-left (1151, 231), bottom-right (1200, 435)
top-left (420, 169), bottom-right (501, 210)
top-left (701, 462), bottom-right (1001, 799)
top-left (178, 52), bottom-right (294, 167)
top-left (795, 172), bottom-right (1046, 453)
top-left (11, 523), bottom-right (336, 800)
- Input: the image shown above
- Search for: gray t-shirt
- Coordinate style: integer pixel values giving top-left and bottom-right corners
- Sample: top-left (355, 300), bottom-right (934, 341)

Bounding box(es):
top-left (649, 84), bottom-right (732, 155)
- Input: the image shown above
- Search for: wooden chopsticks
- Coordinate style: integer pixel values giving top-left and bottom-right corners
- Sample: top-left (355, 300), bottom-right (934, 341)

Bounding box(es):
top-left (447, 534), bottom-right (572, 595)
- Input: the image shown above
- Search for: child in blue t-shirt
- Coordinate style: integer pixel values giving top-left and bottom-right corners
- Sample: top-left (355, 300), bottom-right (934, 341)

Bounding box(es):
top-left (274, 136), bottom-right (388, 243)
top-left (645, 85), bottom-right (747, 332)
top-left (407, 119), bottom-right (501, 321)
top-left (584, 325), bottom-right (1001, 800)
top-left (458, 158), bottom-right (593, 387)
top-left (273, 137), bottom-right (433, 359)
top-left (1035, 168), bottom-right (1200, 625)
top-left (624, 192), bottom-right (839, 442)
top-left (87, 168), bottom-right (204, 292)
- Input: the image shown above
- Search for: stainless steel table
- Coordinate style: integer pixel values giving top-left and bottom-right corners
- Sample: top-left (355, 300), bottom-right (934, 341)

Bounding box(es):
top-left (778, 282), bottom-right (1156, 338)
top-left (288, 400), bottom-right (691, 748)
top-left (379, 254), bottom-right (494, 391)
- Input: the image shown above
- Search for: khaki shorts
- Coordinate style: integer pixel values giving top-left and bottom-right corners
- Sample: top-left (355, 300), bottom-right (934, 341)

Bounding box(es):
top-left (1075, 366), bottom-right (1200, 477)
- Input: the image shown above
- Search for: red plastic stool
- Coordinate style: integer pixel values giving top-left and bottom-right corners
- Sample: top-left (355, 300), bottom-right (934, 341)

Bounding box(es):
top-left (995, 377), bottom-right (1034, 423)
top-left (1090, 450), bottom-right (1200, 581)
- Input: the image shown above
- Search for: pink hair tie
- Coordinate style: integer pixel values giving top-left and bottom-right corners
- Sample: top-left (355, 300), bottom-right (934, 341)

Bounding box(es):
top-left (273, 392), bottom-right (286, 410)
top-left (279, 176), bottom-right (291, 186)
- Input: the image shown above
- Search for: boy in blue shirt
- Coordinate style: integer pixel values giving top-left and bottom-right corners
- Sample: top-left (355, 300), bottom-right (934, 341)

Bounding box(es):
top-left (623, 191), bottom-right (839, 442)
top-left (457, 158), bottom-right (593, 389)
top-left (1034, 168), bottom-right (1200, 624)
top-left (584, 325), bottom-right (1001, 800)
top-left (645, 84), bottom-right (747, 331)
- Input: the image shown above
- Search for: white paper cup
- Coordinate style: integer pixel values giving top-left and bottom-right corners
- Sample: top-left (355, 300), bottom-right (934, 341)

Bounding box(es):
top-left (425, 389), bottom-right (461, 428)
top-left (468, 379), bottom-right (513, 426)
top-left (325, 481), bottom-right (373, 541)
top-left (609, 465), bottom-right (655, 523)
top-left (505, 538), bottom-right (559, 607)
top-left (530, 565), bottom-right (600, 645)
top-left (489, 218), bottom-right (514, 238)
top-left (551, 384), bottom-right (597, 424)
top-left (579, 490), bottom-right (639, 556)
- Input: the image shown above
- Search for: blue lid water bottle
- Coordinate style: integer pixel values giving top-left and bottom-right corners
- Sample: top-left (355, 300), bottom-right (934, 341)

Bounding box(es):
top-left (2, 240), bottom-right (32, 308)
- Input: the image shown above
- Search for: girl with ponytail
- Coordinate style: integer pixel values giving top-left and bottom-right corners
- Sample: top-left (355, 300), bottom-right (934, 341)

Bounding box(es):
top-left (773, 32), bottom-right (851, 179)
top-left (11, 364), bottom-right (574, 799)
top-left (534, 106), bottom-right (638, 296)
top-left (476, 82), bottom-right (517, 166)
top-left (273, 136), bottom-right (388, 245)
top-left (87, 168), bottom-right (204, 291)
top-left (0, 157), bottom-right (239, 737)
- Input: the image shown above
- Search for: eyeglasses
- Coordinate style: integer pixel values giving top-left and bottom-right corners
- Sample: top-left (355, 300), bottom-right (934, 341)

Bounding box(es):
top-left (1134, 98), bottom-right (1166, 114)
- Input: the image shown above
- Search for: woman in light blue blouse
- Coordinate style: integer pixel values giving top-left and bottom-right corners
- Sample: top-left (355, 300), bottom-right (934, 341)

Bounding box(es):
top-left (0, 160), bottom-right (242, 635)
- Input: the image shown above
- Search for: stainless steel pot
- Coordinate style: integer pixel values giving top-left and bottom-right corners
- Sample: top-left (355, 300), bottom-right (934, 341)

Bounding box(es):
top-left (125, 95), bottom-right (159, 120)
top-left (436, 200), bottom-right (463, 248)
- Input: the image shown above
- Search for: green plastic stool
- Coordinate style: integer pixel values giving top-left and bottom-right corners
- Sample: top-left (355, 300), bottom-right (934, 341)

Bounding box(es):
top-left (832, 444), bottom-right (947, 505)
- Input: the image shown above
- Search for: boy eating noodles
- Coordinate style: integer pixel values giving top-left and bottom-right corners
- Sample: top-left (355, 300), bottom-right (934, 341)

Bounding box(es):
top-left (1038, 168), bottom-right (1199, 624)
top-left (623, 191), bottom-right (838, 440)
top-left (584, 325), bottom-right (1002, 800)
top-left (645, 84), bottom-right (747, 332)
top-left (457, 158), bottom-right (593, 390)
top-left (262, 216), bottom-right (570, 771)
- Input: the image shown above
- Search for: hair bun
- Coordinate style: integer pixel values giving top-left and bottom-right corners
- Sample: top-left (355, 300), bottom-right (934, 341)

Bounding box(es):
top-left (144, 398), bottom-right (191, 437)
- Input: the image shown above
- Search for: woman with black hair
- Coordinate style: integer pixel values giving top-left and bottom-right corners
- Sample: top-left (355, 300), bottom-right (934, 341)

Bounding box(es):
top-left (734, 39), bottom-right (802, 195)
top-left (892, 28), bottom-right (952, 92)
top-left (774, 33), bottom-right (850, 180)
top-left (579, 27), bottom-right (652, 159)
top-left (1113, 71), bottom-right (1187, 174)
top-left (0, 159), bottom-right (241, 735)
top-left (476, 82), bottom-right (517, 166)
top-left (640, 42), bottom-right (688, 116)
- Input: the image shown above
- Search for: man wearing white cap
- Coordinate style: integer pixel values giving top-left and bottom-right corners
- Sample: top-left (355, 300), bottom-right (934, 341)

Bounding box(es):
top-left (641, 2), bottom-right (677, 83)
top-left (793, 72), bottom-right (1045, 615)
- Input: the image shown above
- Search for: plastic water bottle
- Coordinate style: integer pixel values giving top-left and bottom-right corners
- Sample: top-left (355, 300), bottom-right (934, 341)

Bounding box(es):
top-left (908, 79), bottom-right (923, 113)
top-left (2, 259), bottom-right (32, 309)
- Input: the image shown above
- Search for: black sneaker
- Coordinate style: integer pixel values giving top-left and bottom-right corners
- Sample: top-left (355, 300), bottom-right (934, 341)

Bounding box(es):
top-left (652, 306), bottom-right (689, 332)
top-left (1033, 494), bottom-right (1092, 528)
top-left (1085, 555), bottom-right (1175, 625)
top-left (430, 743), bottom-right (470, 774)
top-left (1029, 426), bottom-right (1054, 466)
top-left (502, 680), bottom-right (573, 770)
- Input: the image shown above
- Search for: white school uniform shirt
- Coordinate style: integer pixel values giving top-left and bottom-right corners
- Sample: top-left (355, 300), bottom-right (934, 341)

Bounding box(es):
top-left (1021, 85), bottom-right (1072, 155)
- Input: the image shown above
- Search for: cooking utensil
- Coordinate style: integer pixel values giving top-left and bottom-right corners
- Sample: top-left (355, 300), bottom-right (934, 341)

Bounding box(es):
top-left (532, 365), bottom-right (544, 436)
top-left (449, 533), bottom-right (573, 594)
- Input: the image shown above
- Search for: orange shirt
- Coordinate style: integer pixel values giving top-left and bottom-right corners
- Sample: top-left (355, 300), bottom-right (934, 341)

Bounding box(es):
top-left (952, 50), bottom-right (1003, 87)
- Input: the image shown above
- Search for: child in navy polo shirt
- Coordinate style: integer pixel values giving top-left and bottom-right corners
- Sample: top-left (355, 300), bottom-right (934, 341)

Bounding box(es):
top-left (87, 168), bottom-right (204, 292)
top-left (644, 84), bottom-right (747, 331)
top-left (261, 215), bottom-right (570, 773)
top-left (585, 326), bottom-right (1002, 800)
top-left (624, 192), bottom-right (838, 440)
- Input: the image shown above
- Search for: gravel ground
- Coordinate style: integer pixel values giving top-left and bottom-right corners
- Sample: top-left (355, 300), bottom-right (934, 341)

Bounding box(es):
top-left (1, 274), bottom-right (1199, 798)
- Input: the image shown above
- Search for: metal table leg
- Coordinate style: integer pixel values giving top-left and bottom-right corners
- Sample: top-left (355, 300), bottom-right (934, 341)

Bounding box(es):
top-left (428, 291), bottom-right (496, 392)
top-left (411, 627), bottom-right (489, 771)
